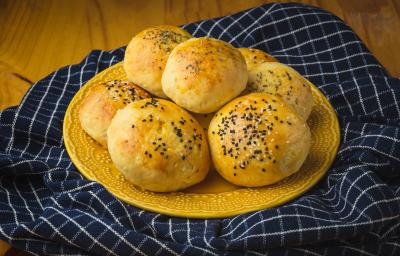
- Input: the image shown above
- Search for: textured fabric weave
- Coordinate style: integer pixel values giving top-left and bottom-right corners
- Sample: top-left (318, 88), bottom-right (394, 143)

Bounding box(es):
top-left (1, 3), bottom-right (400, 255)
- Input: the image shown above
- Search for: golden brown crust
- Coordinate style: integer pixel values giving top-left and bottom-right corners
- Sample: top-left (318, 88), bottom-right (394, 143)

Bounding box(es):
top-left (190, 112), bottom-right (214, 133)
top-left (162, 37), bottom-right (248, 113)
top-left (247, 62), bottom-right (313, 120)
top-left (208, 93), bottom-right (311, 187)
top-left (79, 80), bottom-right (151, 147)
top-left (238, 48), bottom-right (278, 70)
top-left (107, 98), bottom-right (210, 192)
top-left (123, 25), bottom-right (192, 97)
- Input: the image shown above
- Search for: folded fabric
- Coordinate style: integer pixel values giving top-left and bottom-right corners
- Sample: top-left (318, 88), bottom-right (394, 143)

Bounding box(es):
top-left (1, 3), bottom-right (399, 255)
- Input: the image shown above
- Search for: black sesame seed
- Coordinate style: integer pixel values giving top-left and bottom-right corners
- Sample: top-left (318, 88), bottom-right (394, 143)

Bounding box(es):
top-left (176, 129), bottom-right (183, 137)
top-left (286, 71), bottom-right (292, 80)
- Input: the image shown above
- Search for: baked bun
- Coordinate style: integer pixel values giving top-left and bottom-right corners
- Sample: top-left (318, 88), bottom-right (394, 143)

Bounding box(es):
top-left (107, 98), bottom-right (210, 192)
top-left (190, 112), bottom-right (214, 133)
top-left (238, 48), bottom-right (278, 70)
top-left (247, 62), bottom-right (313, 120)
top-left (208, 93), bottom-right (311, 187)
top-left (190, 112), bottom-right (215, 171)
top-left (162, 37), bottom-right (248, 113)
top-left (124, 25), bottom-right (192, 97)
top-left (79, 80), bottom-right (151, 147)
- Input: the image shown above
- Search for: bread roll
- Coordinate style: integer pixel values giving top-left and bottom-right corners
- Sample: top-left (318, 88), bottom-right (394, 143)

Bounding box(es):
top-left (124, 25), bottom-right (192, 97)
top-left (190, 112), bottom-right (214, 133)
top-left (79, 80), bottom-right (151, 147)
top-left (247, 62), bottom-right (313, 120)
top-left (208, 93), bottom-right (311, 187)
top-left (238, 48), bottom-right (278, 70)
top-left (162, 37), bottom-right (248, 113)
top-left (191, 112), bottom-right (215, 171)
top-left (107, 98), bottom-right (210, 192)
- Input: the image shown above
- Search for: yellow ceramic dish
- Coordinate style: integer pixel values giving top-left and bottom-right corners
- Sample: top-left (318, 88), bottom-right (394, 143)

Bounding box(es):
top-left (63, 62), bottom-right (340, 219)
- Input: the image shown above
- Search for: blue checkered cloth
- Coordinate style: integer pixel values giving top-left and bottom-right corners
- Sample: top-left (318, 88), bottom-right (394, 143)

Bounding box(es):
top-left (1, 3), bottom-right (399, 255)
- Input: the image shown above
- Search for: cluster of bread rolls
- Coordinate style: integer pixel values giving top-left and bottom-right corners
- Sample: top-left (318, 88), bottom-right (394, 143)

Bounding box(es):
top-left (79, 25), bottom-right (313, 192)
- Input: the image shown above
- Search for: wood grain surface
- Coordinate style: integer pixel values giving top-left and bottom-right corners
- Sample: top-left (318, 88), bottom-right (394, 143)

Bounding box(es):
top-left (0, 0), bottom-right (399, 254)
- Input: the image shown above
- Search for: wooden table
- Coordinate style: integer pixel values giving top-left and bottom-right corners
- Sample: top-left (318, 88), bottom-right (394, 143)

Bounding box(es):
top-left (0, 0), bottom-right (399, 254)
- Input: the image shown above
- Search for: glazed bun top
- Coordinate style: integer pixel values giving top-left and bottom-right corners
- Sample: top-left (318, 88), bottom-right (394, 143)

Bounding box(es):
top-left (208, 92), bottom-right (311, 187)
top-left (238, 48), bottom-right (278, 70)
top-left (79, 80), bottom-right (151, 147)
top-left (247, 62), bottom-right (314, 120)
top-left (162, 37), bottom-right (248, 113)
top-left (124, 25), bottom-right (192, 97)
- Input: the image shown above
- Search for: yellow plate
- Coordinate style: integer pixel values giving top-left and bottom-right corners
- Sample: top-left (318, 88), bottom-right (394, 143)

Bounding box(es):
top-left (63, 62), bottom-right (340, 219)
